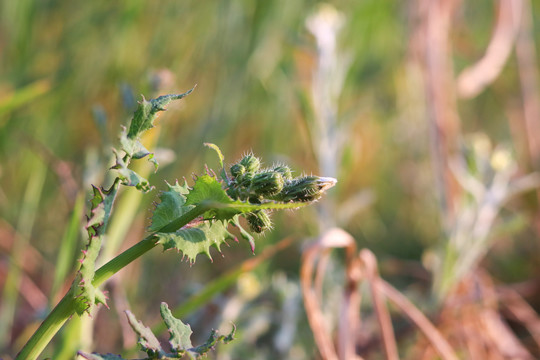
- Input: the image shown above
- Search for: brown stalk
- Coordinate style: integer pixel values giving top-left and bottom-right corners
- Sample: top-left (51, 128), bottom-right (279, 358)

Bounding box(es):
top-left (358, 250), bottom-right (399, 360)
top-left (315, 249), bottom-right (332, 304)
top-left (338, 240), bottom-right (361, 360)
top-left (301, 245), bottom-right (339, 360)
top-left (377, 279), bottom-right (459, 360)
top-left (477, 272), bottom-right (533, 359)
top-left (457, 0), bottom-right (522, 98)
top-left (434, 273), bottom-right (535, 359)
top-left (415, 0), bottom-right (462, 226)
top-left (514, 0), bottom-right (540, 234)
top-left (300, 228), bottom-right (357, 360)
top-left (498, 287), bottom-right (540, 350)
top-left (516, 0), bottom-right (540, 169)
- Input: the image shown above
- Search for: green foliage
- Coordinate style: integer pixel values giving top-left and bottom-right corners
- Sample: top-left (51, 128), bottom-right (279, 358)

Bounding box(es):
top-left (246, 210), bottom-right (272, 233)
top-left (119, 89), bottom-right (194, 171)
top-left (14, 85), bottom-right (336, 359)
top-left (184, 174), bottom-right (241, 220)
top-left (78, 302), bottom-right (235, 360)
top-left (111, 149), bottom-right (152, 192)
top-left (148, 181), bottom-right (191, 233)
top-left (160, 303), bottom-right (194, 351)
top-left (222, 155), bottom-right (338, 250)
top-left (72, 90), bottom-right (194, 315)
top-left (73, 183), bottom-right (118, 314)
top-left (125, 310), bottom-right (163, 357)
top-left (127, 92), bottom-right (193, 140)
top-left (150, 170), bottom-right (334, 262)
top-left (155, 220), bottom-right (235, 263)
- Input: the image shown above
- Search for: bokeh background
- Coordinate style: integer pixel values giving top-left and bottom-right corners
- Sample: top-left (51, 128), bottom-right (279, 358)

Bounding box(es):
top-left (2, 1), bottom-right (540, 359)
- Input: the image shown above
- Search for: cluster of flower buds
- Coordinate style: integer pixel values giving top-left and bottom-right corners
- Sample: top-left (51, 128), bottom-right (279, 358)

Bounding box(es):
top-left (227, 154), bottom-right (337, 233)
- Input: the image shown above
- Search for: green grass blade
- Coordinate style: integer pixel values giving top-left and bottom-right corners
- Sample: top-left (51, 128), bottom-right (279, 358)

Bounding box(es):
top-left (0, 79), bottom-right (51, 118)
top-left (0, 157), bottom-right (47, 351)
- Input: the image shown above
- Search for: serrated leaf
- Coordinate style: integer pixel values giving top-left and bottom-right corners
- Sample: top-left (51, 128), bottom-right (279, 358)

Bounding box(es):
top-left (185, 175), bottom-right (239, 220)
top-left (87, 184), bottom-right (117, 234)
top-left (187, 325), bottom-right (236, 359)
top-left (231, 215), bottom-right (256, 253)
top-left (155, 220), bottom-right (234, 262)
top-left (77, 352), bottom-right (127, 360)
top-left (203, 143), bottom-right (229, 183)
top-left (125, 310), bottom-right (163, 356)
top-left (149, 180), bottom-right (191, 232)
top-left (112, 149), bottom-right (152, 192)
top-left (203, 143), bottom-right (224, 169)
top-left (185, 175), bottom-right (232, 207)
top-left (119, 127), bottom-right (159, 170)
top-left (74, 182), bottom-right (119, 314)
top-left (127, 89), bottom-right (194, 140)
top-left (160, 302), bottom-right (193, 352)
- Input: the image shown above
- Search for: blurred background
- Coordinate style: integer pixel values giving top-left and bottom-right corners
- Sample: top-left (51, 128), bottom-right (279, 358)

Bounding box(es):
top-left (1, 0), bottom-right (540, 359)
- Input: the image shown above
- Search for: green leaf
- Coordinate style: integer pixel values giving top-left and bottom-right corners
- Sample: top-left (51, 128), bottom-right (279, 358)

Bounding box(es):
top-left (230, 215), bottom-right (256, 253)
top-left (160, 302), bottom-right (193, 352)
top-left (119, 127), bottom-right (159, 171)
top-left (125, 310), bottom-right (164, 357)
top-left (119, 88), bottom-right (194, 171)
top-left (149, 180), bottom-right (191, 232)
top-left (203, 143), bottom-right (224, 169)
top-left (185, 175), bottom-right (239, 220)
top-left (127, 89), bottom-right (194, 140)
top-left (203, 143), bottom-right (229, 183)
top-left (155, 220), bottom-right (235, 263)
top-left (111, 149), bottom-right (152, 192)
top-left (73, 181), bottom-right (119, 314)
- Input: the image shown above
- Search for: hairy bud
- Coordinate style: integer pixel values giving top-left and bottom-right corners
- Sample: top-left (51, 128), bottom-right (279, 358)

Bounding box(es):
top-left (278, 176), bottom-right (337, 202)
top-left (239, 155), bottom-right (261, 174)
top-left (230, 164), bottom-right (245, 178)
top-left (250, 171), bottom-right (284, 196)
top-left (246, 210), bottom-right (272, 233)
top-left (273, 165), bottom-right (293, 181)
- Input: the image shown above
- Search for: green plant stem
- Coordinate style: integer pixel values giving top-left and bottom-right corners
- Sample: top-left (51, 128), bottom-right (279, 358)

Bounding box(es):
top-left (15, 296), bottom-right (76, 360)
top-left (16, 204), bottom-right (207, 360)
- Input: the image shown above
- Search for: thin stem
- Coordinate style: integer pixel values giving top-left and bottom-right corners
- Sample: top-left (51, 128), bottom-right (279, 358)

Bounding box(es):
top-left (16, 204), bottom-right (207, 360)
top-left (93, 236), bottom-right (157, 287)
top-left (15, 296), bottom-right (76, 360)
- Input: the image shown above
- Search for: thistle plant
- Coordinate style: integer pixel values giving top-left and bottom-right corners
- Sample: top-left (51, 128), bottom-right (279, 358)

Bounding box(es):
top-left (15, 90), bottom-right (336, 360)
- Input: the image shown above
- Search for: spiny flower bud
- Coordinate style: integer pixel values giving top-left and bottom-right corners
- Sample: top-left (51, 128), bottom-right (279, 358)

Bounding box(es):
top-left (278, 176), bottom-right (337, 202)
top-left (239, 155), bottom-right (261, 174)
top-left (230, 163), bottom-right (245, 178)
top-left (273, 165), bottom-right (293, 181)
top-left (250, 171), bottom-right (284, 196)
top-left (246, 210), bottom-right (272, 233)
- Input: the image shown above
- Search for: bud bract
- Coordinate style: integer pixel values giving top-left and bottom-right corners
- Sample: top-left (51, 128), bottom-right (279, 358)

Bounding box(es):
top-left (246, 210), bottom-right (272, 233)
top-left (230, 164), bottom-right (245, 178)
top-left (250, 171), bottom-right (284, 196)
top-left (273, 165), bottom-right (293, 181)
top-left (239, 155), bottom-right (261, 174)
top-left (278, 176), bottom-right (337, 202)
